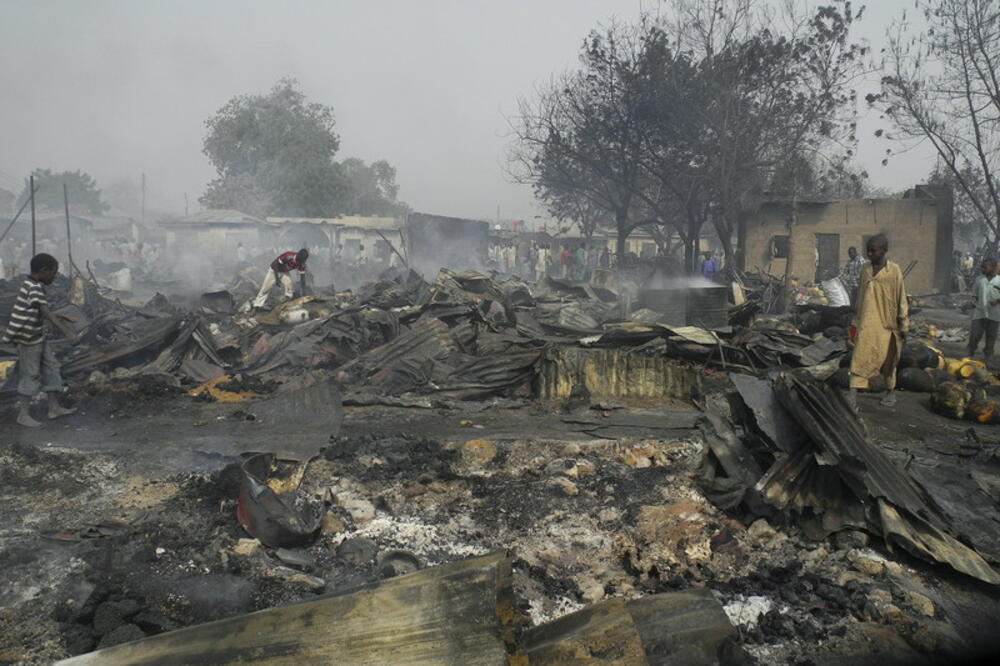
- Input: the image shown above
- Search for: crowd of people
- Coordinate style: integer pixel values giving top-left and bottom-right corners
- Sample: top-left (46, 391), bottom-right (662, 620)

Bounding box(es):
top-left (487, 241), bottom-right (613, 281)
top-left (488, 240), bottom-right (733, 283)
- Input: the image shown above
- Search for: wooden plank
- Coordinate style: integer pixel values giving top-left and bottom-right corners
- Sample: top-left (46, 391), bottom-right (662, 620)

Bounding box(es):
top-left (522, 589), bottom-right (740, 666)
top-left (628, 591), bottom-right (741, 666)
top-left (522, 599), bottom-right (647, 665)
top-left (58, 553), bottom-right (520, 666)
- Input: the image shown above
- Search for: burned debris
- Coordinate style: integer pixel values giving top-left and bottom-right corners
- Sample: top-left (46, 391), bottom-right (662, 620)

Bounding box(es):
top-left (7, 0), bottom-right (1000, 661)
top-left (3, 253), bottom-right (1000, 666)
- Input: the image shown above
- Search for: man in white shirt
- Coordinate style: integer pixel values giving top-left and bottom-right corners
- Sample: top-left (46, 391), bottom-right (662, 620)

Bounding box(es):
top-left (969, 257), bottom-right (1000, 360)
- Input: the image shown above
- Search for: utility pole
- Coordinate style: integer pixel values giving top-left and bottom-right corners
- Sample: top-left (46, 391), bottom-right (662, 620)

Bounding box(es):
top-left (184, 192), bottom-right (189, 216)
top-left (30, 174), bottom-right (36, 255)
top-left (64, 182), bottom-right (73, 277)
top-left (141, 172), bottom-right (146, 225)
top-left (0, 181), bottom-right (40, 246)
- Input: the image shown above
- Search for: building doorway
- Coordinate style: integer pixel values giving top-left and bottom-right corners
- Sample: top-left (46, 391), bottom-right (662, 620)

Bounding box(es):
top-left (815, 233), bottom-right (841, 282)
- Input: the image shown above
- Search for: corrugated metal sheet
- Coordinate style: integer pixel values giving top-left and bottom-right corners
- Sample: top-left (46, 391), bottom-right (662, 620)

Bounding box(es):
top-left (757, 372), bottom-right (1000, 584)
top-left (771, 374), bottom-right (943, 527)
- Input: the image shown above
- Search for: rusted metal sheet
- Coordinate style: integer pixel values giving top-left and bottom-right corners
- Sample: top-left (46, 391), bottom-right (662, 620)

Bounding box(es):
top-left (757, 372), bottom-right (1000, 583)
top-left (730, 373), bottom-right (808, 453)
top-left (770, 373), bottom-right (943, 527)
top-left (538, 346), bottom-right (701, 405)
top-left (237, 453), bottom-right (324, 548)
top-left (878, 500), bottom-right (1000, 585)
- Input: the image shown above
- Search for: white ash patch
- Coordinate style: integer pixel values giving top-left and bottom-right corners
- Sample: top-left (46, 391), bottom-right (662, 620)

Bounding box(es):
top-left (333, 516), bottom-right (490, 562)
top-left (527, 595), bottom-right (585, 626)
top-left (723, 594), bottom-right (775, 629)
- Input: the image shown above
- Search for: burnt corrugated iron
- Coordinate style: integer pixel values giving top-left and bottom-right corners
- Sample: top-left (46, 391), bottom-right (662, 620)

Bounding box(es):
top-left (638, 284), bottom-right (728, 329)
top-left (769, 373), bottom-right (946, 530)
top-left (538, 346), bottom-right (701, 405)
top-left (336, 316), bottom-right (456, 381)
top-left (750, 372), bottom-right (1000, 584)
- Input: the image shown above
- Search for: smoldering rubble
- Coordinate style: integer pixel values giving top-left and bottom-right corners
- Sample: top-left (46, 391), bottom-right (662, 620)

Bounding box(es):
top-left (2, 265), bottom-right (1000, 665)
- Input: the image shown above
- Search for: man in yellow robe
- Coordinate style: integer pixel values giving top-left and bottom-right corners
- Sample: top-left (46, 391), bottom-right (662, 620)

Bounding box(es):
top-left (848, 234), bottom-right (909, 409)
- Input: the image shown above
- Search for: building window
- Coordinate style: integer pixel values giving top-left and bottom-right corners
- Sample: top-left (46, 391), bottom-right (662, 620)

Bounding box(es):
top-left (770, 235), bottom-right (790, 259)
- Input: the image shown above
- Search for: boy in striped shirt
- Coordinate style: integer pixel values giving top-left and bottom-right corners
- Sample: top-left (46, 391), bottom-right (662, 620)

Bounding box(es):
top-left (2, 253), bottom-right (79, 427)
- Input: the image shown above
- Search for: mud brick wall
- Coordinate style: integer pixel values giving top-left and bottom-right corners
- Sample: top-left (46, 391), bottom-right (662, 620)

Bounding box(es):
top-left (739, 193), bottom-right (952, 295)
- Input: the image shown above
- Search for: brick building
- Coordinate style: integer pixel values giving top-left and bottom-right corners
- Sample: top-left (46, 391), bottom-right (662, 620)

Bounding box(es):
top-left (737, 185), bottom-right (953, 294)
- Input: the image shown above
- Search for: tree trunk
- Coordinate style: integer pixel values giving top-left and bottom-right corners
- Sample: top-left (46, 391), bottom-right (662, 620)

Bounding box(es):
top-left (684, 236), bottom-right (697, 276)
top-left (615, 210), bottom-right (629, 265)
top-left (715, 215), bottom-right (736, 272)
top-left (686, 212), bottom-right (702, 275)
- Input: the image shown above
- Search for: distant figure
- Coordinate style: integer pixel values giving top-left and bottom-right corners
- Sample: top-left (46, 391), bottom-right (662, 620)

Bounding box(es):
top-left (969, 257), bottom-right (1000, 360)
top-left (599, 247), bottom-right (610, 269)
top-left (700, 252), bottom-right (717, 279)
top-left (559, 246), bottom-right (571, 278)
top-left (575, 246), bottom-right (587, 280)
top-left (535, 244), bottom-right (549, 279)
top-left (2, 253), bottom-right (79, 427)
top-left (848, 234), bottom-right (908, 410)
top-left (839, 246), bottom-right (866, 305)
top-left (236, 242), bottom-right (248, 264)
top-left (244, 248), bottom-right (309, 312)
top-left (952, 250), bottom-right (964, 292)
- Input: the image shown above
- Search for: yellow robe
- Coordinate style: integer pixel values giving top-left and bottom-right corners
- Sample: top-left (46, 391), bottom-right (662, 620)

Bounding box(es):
top-left (849, 260), bottom-right (909, 390)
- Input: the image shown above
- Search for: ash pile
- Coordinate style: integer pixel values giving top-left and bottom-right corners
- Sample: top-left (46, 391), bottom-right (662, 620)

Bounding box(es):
top-left (2, 266), bottom-right (1000, 666)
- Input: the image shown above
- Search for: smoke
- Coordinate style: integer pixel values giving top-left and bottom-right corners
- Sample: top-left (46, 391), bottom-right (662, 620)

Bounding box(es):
top-left (642, 274), bottom-right (718, 291)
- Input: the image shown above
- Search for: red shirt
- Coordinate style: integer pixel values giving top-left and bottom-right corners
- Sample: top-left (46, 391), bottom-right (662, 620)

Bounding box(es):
top-left (270, 251), bottom-right (306, 273)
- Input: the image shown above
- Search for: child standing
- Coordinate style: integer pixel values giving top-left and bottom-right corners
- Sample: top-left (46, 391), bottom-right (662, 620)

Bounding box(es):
top-left (3, 253), bottom-right (79, 427)
top-left (848, 235), bottom-right (909, 409)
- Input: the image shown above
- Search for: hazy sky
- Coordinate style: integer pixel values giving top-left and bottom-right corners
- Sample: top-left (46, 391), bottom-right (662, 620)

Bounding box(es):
top-left (0, 0), bottom-right (931, 221)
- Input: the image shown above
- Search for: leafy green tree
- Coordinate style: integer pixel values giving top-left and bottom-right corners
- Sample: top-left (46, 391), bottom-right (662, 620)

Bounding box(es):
top-left (202, 78), bottom-right (342, 216)
top-left (202, 78), bottom-right (407, 218)
top-left (17, 168), bottom-right (108, 215)
top-left (340, 158), bottom-right (409, 216)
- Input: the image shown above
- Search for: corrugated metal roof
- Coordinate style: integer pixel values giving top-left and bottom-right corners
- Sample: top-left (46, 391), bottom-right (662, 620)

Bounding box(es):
top-left (167, 209), bottom-right (266, 225)
top-left (266, 216), bottom-right (400, 230)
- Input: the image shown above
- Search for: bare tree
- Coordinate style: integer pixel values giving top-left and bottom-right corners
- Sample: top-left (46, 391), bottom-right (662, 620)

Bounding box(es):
top-left (876, 0), bottom-right (1000, 253)
top-left (508, 1), bottom-right (864, 274)
top-left (544, 189), bottom-right (607, 246)
top-left (927, 160), bottom-right (992, 250)
top-left (507, 22), bottom-right (649, 259)
top-left (659, 0), bottom-right (867, 268)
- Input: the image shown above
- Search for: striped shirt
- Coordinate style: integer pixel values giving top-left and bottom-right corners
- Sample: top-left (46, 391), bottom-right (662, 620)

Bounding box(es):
top-left (3, 277), bottom-right (47, 345)
top-left (840, 255), bottom-right (866, 288)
